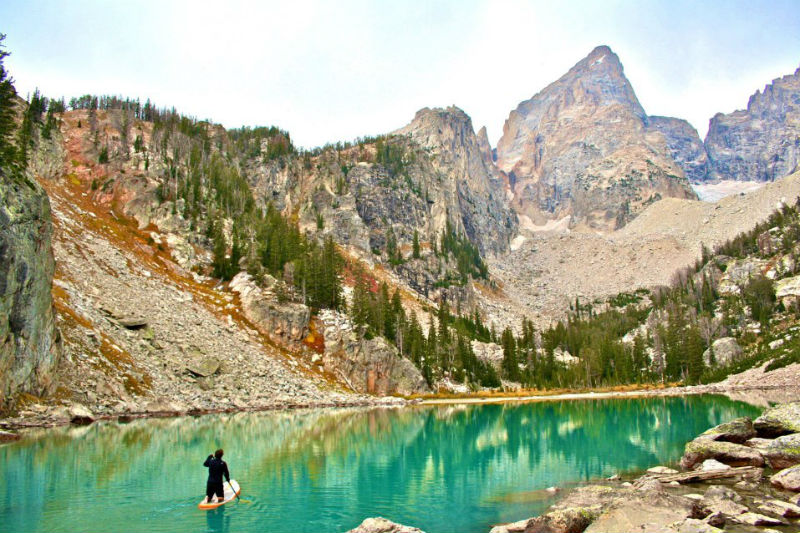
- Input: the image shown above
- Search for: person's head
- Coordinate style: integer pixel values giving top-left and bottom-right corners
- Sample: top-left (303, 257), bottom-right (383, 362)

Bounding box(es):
top-left (215, 449), bottom-right (224, 459)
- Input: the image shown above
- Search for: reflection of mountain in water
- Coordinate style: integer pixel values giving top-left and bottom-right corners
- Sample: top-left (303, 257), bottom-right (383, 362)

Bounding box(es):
top-left (0, 396), bottom-right (760, 533)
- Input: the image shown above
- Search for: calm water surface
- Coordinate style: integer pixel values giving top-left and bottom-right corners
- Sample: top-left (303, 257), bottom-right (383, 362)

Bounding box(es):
top-left (0, 396), bottom-right (761, 533)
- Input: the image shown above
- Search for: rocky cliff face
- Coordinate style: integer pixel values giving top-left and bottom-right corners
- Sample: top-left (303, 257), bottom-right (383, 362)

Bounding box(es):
top-left (247, 107), bottom-right (515, 259)
top-left (496, 45), bottom-right (696, 229)
top-left (705, 67), bottom-right (800, 183)
top-left (647, 116), bottom-right (709, 183)
top-left (0, 169), bottom-right (60, 407)
top-left (319, 310), bottom-right (429, 396)
top-left (393, 107), bottom-right (516, 255)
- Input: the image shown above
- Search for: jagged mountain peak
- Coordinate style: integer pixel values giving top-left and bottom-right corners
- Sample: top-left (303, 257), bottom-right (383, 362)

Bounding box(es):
top-left (396, 106), bottom-right (475, 145)
top-left (394, 105), bottom-right (483, 157)
top-left (496, 45), bottom-right (693, 229)
top-left (476, 126), bottom-right (493, 165)
top-left (577, 44), bottom-right (622, 72)
top-left (408, 105), bottom-right (472, 124)
top-left (510, 45), bottom-right (643, 124)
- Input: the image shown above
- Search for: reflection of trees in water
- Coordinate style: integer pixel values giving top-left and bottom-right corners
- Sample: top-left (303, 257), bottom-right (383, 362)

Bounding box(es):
top-left (0, 397), bottom-right (760, 533)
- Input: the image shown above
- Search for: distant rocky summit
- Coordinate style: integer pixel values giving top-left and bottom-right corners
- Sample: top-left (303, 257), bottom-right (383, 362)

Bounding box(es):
top-left (705, 66), bottom-right (800, 183)
top-left (0, 169), bottom-right (60, 407)
top-left (648, 116), bottom-right (710, 183)
top-left (496, 45), bottom-right (696, 229)
top-left (393, 106), bottom-right (515, 255)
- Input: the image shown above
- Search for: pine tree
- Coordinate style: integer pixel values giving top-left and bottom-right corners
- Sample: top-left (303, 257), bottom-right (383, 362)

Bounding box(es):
top-left (0, 34), bottom-right (19, 170)
top-left (412, 230), bottom-right (420, 259)
top-left (501, 327), bottom-right (520, 381)
top-left (211, 220), bottom-right (229, 280)
top-left (685, 324), bottom-right (705, 384)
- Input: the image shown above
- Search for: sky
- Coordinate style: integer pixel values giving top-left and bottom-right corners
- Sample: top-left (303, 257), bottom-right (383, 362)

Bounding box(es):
top-left (2, 0), bottom-right (800, 149)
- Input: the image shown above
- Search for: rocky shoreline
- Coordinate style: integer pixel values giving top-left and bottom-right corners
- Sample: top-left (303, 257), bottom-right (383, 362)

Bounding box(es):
top-left (348, 399), bottom-right (800, 533)
top-left (1, 383), bottom-right (792, 435)
top-left (420, 384), bottom-right (800, 408)
top-left (0, 394), bottom-right (411, 436)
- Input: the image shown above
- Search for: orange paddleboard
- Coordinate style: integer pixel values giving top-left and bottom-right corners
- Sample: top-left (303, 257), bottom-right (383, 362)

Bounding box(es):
top-left (198, 479), bottom-right (240, 510)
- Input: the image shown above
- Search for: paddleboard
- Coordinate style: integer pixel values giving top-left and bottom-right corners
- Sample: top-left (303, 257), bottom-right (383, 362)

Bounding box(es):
top-left (198, 479), bottom-right (240, 510)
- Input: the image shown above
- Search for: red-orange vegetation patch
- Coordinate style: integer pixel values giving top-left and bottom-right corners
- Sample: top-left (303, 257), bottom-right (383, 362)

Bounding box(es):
top-left (343, 263), bottom-right (380, 293)
top-left (52, 284), bottom-right (93, 330)
top-left (93, 335), bottom-right (152, 396)
top-left (304, 318), bottom-right (325, 354)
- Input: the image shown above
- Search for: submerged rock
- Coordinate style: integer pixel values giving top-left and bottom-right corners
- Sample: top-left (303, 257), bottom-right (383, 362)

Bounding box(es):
top-left (648, 466), bottom-right (679, 475)
top-left (730, 512), bottom-right (785, 527)
top-left (753, 402), bottom-right (800, 437)
top-left (0, 430), bottom-right (20, 442)
top-left (346, 517), bottom-right (425, 533)
top-left (669, 518), bottom-right (723, 533)
top-left (703, 485), bottom-right (741, 503)
top-left (755, 498), bottom-right (800, 518)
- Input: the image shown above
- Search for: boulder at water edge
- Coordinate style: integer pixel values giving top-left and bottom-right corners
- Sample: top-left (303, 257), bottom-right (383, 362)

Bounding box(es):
top-left (680, 438), bottom-right (765, 469)
top-left (754, 402), bottom-right (800, 437)
top-left (346, 517), bottom-right (425, 533)
top-left (698, 417), bottom-right (755, 444)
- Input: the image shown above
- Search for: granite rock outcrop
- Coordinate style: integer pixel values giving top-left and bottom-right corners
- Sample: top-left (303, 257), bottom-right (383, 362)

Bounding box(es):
top-left (0, 169), bottom-right (60, 407)
top-left (705, 66), bottom-right (800, 183)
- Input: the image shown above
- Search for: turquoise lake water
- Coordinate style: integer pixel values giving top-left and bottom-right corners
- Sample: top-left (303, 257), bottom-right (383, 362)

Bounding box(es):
top-left (0, 396), bottom-right (761, 533)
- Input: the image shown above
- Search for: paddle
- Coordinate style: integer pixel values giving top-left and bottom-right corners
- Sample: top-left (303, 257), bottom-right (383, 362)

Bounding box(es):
top-left (229, 480), bottom-right (251, 504)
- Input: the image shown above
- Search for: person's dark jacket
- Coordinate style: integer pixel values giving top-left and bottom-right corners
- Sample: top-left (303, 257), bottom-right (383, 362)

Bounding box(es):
top-left (204, 455), bottom-right (230, 484)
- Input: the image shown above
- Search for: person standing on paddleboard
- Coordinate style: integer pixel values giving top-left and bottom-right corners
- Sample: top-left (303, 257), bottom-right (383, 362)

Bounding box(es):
top-left (203, 449), bottom-right (231, 504)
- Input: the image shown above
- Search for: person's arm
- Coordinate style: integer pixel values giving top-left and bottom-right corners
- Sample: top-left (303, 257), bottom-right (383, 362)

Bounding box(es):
top-left (204, 455), bottom-right (213, 467)
top-left (223, 462), bottom-right (230, 482)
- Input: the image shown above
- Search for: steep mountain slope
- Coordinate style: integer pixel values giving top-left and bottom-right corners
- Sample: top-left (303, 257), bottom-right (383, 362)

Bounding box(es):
top-left (7, 111), bottom-right (404, 419)
top-left (496, 45), bottom-right (696, 230)
top-left (706, 66), bottom-right (800, 183)
top-left (3, 100), bottom-right (523, 412)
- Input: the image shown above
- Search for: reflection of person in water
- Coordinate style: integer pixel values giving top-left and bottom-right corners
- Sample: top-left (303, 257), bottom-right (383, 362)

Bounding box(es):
top-left (205, 506), bottom-right (230, 533)
top-left (203, 449), bottom-right (230, 503)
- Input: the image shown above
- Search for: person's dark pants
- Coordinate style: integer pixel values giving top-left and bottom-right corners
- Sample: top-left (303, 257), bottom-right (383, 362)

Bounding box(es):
top-left (206, 481), bottom-right (224, 502)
